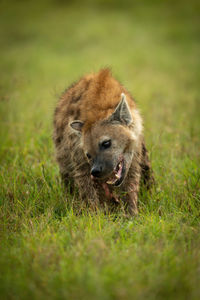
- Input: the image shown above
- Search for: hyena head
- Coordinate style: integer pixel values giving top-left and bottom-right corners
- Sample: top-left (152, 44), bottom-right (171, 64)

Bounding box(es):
top-left (70, 93), bottom-right (142, 186)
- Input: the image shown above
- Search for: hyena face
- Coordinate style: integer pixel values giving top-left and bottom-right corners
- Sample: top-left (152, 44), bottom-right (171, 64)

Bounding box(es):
top-left (83, 123), bottom-right (135, 186)
top-left (71, 94), bottom-right (139, 186)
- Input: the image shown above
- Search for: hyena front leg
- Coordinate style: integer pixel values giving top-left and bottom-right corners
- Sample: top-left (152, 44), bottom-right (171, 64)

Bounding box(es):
top-left (123, 165), bottom-right (141, 215)
top-left (140, 141), bottom-right (155, 189)
top-left (125, 181), bottom-right (140, 216)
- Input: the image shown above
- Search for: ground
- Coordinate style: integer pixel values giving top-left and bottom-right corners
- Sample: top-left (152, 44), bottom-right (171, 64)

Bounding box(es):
top-left (0, 0), bottom-right (200, 299)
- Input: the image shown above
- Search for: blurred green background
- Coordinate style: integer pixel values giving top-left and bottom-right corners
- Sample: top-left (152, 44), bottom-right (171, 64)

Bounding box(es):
top-left (0, 0), bottom-right (200, 299)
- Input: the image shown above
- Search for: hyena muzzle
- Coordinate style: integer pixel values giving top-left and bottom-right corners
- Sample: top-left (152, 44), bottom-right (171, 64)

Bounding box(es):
top-left (53, 69), bottom-right (153, 215)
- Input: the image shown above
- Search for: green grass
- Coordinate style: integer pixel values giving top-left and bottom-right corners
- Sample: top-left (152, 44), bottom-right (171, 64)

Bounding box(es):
top-left (0, 0), bottom-right (200, 299)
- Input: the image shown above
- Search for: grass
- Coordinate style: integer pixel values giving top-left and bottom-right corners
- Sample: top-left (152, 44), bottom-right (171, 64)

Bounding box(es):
top-left (0, 0), bottom-right (200, 299)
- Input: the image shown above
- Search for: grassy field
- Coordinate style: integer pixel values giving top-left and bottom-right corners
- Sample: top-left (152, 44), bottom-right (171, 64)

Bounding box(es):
top-left (0, 0), bottom-right (200, 299)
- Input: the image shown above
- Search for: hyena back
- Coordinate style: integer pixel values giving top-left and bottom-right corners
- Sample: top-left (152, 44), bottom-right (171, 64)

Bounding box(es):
top-left (53, 69), bottom-right (153, 215)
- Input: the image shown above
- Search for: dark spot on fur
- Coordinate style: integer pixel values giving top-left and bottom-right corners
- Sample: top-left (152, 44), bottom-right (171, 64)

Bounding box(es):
top-left (68, 134), bottom-right (73, 140)
top-left (71, 93), bottom-right (82, 103)
top-left (75, 108), bottom-right (80, 119)
top-left (55, 136), bottom-right (62, 145)
top-left (84, 79), bottom-right (91, 92)
top-left (68, 108), bottom-right (75, 115)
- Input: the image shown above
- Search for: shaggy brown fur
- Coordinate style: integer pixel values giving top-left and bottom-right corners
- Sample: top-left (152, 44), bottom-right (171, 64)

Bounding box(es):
top-left (53, 69), bottom-right (153, 215)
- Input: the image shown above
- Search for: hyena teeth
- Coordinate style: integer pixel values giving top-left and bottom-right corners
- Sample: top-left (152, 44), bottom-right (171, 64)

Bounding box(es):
top-left (106, 180), bottom-right (114, 185)
top-left (115, 174), bottom-right (120, 179)
top-left (116, 162), bottom-right (122, 172)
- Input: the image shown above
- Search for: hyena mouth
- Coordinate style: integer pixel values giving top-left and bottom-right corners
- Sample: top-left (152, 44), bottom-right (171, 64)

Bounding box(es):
top-left (106, 159), bottom-right (125, 186)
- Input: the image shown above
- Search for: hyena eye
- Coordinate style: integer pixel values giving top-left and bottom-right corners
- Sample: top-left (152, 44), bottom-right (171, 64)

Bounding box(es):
top-left (101, 139), bottom-right (111, 149)
top-left (86, 153), bottom-right (92, 159)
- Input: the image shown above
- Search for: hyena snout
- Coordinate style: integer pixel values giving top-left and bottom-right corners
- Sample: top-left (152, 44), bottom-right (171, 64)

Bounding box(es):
top-left (91, 165), bottom-right (102, 178)
top-left (90, 155), bottom-right (127, 187)
top-left (90, 158), bottom-right (114, 178)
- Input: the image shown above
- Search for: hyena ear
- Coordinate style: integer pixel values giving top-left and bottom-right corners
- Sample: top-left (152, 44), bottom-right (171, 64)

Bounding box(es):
top-left (109, 93), bottom-right (133, 125)
top-left (70, 120), bottom-right (84, 132)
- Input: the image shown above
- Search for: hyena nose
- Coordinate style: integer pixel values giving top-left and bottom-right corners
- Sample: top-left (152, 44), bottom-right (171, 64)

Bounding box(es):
top-left (91, 165), bottom-right (102, 178)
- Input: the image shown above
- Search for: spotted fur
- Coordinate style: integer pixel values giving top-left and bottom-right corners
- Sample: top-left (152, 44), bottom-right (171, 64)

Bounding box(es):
top-left (53, 69), bottom-right (153, 215)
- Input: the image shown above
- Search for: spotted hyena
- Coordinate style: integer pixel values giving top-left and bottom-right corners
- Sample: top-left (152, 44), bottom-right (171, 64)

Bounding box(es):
top-left (53, 69), bottom-right (153, 215)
